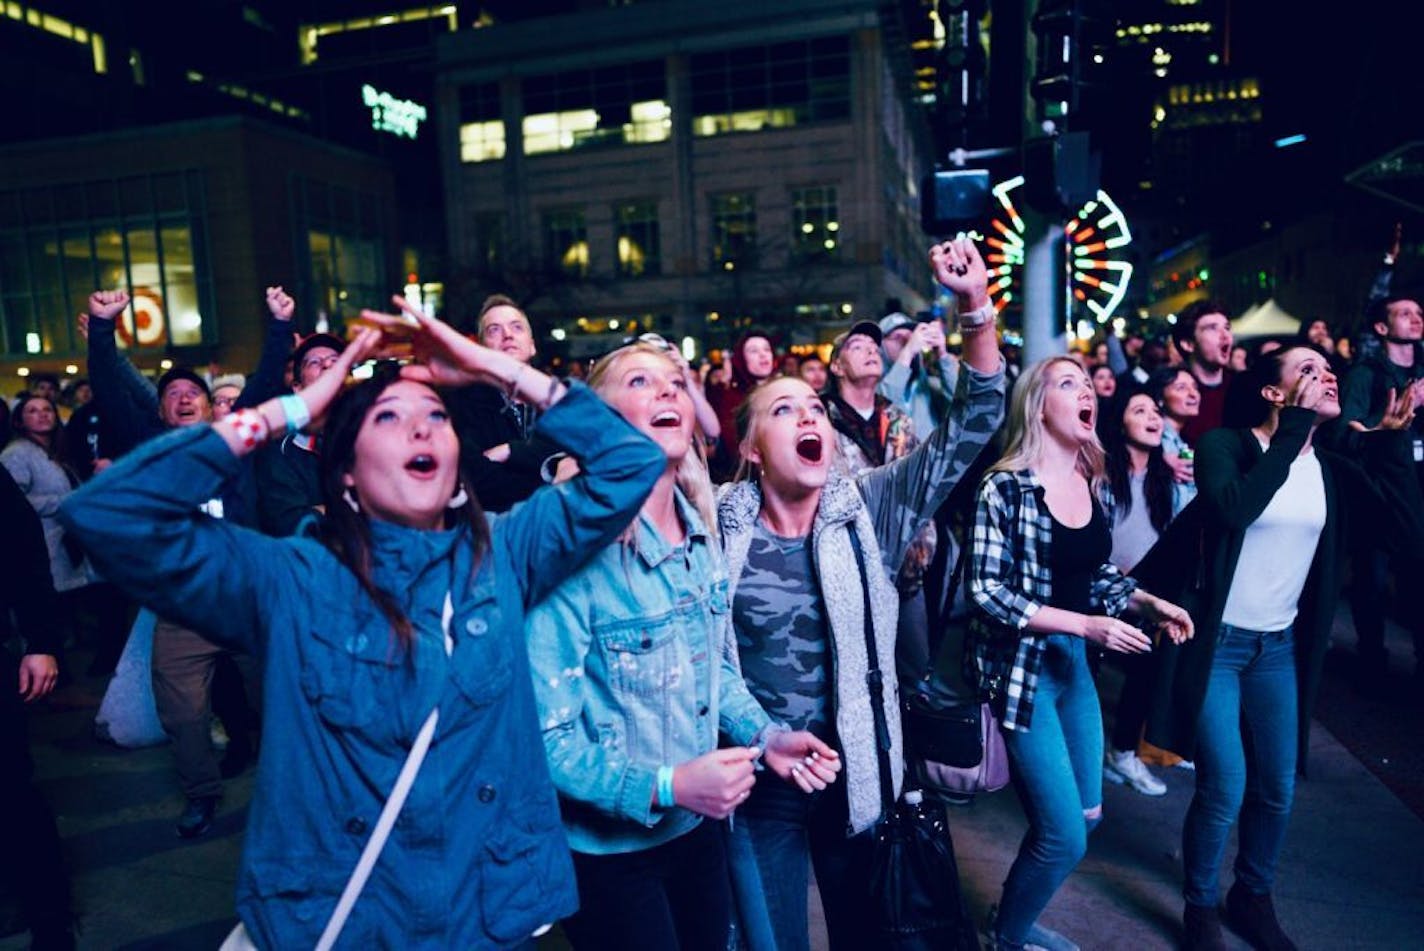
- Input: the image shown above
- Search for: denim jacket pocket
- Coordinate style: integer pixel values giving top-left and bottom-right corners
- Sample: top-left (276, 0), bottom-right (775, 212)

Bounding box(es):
top-left (299, 622), bottom-right (399, 730)
top-left (449, 577), bottom-right (514, 708)
top-left (595, 614), bottom-right (681, 699)
top-left (480, 802), bottom-right (570, 943)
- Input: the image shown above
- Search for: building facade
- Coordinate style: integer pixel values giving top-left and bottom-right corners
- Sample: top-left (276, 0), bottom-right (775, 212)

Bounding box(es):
top-left (433, 0), bottom-right (937, 360)
top-left (0, 117), bottom-right (398, 391)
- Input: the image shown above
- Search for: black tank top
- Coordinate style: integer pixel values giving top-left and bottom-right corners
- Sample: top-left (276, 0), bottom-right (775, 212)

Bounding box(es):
top-left (1049, 498), bottom-right (1110, 615)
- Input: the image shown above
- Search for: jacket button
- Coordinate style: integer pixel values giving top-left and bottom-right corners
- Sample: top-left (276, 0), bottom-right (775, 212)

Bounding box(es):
top-left (465, 617), bottom-right (488, 636)
top-left (345, 817), bottom-right (367, 835)
top-left (698, 705), bottom-right (709, 717)
top-left (640, 637), bottom-right (653, 649)
top-left (478, 784), bottom-right (497, 803)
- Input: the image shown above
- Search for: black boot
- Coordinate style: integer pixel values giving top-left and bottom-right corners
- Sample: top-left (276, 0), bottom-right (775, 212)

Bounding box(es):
top-left (176, 795), bottom-right (220, 839)
top-left (1225, 882), bottom-right (1297, 951)
top-left (1182, 902), bottom-right (1226, 951)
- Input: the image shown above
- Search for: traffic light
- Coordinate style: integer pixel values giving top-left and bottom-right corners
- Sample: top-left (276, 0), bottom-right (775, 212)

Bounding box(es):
top-left (1029, 0), bottom-right (1114, 127)
top-left (1023, 130), bottom-right (1100, 215)
top-left (937, 0), bottom-right (989, 131)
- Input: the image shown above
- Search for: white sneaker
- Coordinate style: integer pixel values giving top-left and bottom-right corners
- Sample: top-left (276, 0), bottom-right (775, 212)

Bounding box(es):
top-left (1103, 749), bottom-right (1167, 796)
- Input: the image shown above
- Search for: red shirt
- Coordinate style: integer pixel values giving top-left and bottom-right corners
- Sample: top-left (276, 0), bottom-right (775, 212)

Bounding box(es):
top-left (1180, 369), bottom-right (1232, 446)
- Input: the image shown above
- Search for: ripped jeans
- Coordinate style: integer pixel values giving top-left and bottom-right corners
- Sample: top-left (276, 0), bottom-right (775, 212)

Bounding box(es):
top-left (995, 635), bottom-right (1103, 947)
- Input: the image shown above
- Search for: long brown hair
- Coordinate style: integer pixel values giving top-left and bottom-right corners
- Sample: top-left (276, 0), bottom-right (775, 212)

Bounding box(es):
top-left (317, 363), bottom-right (490, 652)
top-left (11, 395), bottom-right (71, 465)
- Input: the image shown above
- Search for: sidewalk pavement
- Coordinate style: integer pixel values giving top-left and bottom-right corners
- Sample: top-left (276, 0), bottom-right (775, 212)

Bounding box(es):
top-left (4, 663), bottom-right (1421, 950)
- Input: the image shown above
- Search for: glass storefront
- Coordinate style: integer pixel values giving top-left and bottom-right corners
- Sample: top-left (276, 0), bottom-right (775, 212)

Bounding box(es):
top-left (0, 171), bottom-right (213, 357)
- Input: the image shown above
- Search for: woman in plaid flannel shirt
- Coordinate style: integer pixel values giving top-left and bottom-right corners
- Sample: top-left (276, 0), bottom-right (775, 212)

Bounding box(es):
top-left (968, 356), bottom-right (1193, 951)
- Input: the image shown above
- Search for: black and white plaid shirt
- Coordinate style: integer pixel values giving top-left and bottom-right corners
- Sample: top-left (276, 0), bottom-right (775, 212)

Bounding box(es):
top-left (967, 469), bottom-right (1136, 731)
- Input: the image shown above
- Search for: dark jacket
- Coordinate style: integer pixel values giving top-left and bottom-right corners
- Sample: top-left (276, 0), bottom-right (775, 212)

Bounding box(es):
top-left (446, 383), bottom-right (562, 513)
top-left (86, 310), bottom-right (293, 528)
top-left (1136, 408), bottom-right (1424, 768)
top-left (58, 383), bottom-right (665, 949)
top-left (0, 465), bottom-right (60, 655)
top-left (253, 434), bottom-right (322, 536)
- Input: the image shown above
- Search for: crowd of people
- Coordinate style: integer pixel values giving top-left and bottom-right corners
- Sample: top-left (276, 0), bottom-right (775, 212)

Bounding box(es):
top-left (1, 229), bottom-right (1422, 951)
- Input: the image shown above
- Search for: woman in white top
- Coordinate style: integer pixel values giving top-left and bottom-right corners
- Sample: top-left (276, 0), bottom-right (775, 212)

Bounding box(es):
top-left (1140, 345), bottom-right (1422, 951)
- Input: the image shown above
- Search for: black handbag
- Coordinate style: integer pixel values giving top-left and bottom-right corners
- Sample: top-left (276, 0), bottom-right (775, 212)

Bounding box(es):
top-left (901, 692), bottom-right (983, 768)
top-left (850, 535), bottom-right (980, 951)
top-left (899, 535), bottom-right (983, 771)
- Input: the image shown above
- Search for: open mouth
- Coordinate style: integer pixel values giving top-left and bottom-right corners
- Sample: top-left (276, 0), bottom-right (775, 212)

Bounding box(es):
top-left (650, 410), bottom-right (682, 429)
top-left (796, 433), bottom-right (824, 463)
top-left (405, 454), bottom-right (438, 475)
top-left (1078, 407), bottom-right (1094, 426)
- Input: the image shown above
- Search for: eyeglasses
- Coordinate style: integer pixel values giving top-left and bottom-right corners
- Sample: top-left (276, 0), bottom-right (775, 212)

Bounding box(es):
top-left (301, 353), bottom-right (341, 373)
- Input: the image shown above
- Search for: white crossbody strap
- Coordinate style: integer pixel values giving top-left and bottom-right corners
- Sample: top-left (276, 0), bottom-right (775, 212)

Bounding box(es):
top-left (314, 591), bottom-right (452, 951)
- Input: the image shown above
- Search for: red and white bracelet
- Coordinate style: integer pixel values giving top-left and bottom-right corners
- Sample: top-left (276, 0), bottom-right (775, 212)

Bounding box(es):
top-left (222, 408), bottom-right (270, 449)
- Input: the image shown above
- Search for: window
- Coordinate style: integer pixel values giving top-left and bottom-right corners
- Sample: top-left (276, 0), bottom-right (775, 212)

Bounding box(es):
top-left (710, 193), bottom-right (756, 269)
top-left (690, 37), bottom-right (851, 137)
top-left (295, 178), bottom-right (388, 323)
top-left (459, 82), bottom-right (505, 163)
top-left (615, 201), bottom-right (660, 277)
top-left (473, 212), bottom-right (505, 277)
top-left (544, 209), bottom-right (589, 277)
top-left (0, 173), bottom-right (214, 357)
top-left (522, 61), bottom-right (669, 156)
top-left (791, 186), bottom-right (840, 261)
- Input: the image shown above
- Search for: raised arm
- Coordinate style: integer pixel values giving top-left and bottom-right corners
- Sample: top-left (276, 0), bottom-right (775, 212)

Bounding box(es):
top-left (1196, 410), bottom-right (1312, 531)
top-left (84, 290), bottom-right (161, 449)
top-left (59, 330), bottom-right (382, 654)
top-left (233, 286), bottom-right (297, 410)
top-left (857, 238), bottom-right (1005, 572)
top-left (361, 297), bottom-right (665, 606)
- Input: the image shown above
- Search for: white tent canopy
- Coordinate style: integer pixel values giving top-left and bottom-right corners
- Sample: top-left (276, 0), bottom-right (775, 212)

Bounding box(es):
top-left (1231, 299), bottom-right (1300, 338)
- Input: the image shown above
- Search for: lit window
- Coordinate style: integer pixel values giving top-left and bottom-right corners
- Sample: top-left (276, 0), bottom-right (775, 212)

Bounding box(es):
top-left (615, 202), bottom-right (660, 277)
top-left (520, 61), bottom-right (668, 155)
top-left (691, 37), bottom-right (851, 138)
top-left (791, 186), bottom-right (840, 262)
top-left (711, 193), bottom-right (757, 268)
top-left (460, 121), bottom-right (506, 163)
top-left (544, 210), bottom-right (589, 277)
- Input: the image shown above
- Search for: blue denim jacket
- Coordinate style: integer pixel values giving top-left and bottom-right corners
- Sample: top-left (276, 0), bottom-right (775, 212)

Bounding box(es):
top-left (58, 383), bottom-right (665, 949)
top-left (527, 489), bottom-right (774, 855)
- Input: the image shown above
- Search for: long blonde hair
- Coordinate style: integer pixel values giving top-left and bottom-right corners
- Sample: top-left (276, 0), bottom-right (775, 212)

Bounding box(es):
top-left (731, 376), bottom-right (830, 484)
top-left (587, 342), bottom-right (719, 538)
top-left (991, 356), bottom-right (1105, 490)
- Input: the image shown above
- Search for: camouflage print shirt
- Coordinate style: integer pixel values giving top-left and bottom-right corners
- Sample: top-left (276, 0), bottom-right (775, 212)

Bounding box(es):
top-left (732, 522), bottom-right (832, 738)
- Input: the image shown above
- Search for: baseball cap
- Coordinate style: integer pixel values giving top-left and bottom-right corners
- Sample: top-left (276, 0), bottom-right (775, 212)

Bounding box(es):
top-left (830, 320), bottom-right (883, 362)
top-left (292, 333), bottom-right (346, 376)
top-left (155, 366), bottom-right (211, 400)
top-left (878, 312), bottom-right (915, 337)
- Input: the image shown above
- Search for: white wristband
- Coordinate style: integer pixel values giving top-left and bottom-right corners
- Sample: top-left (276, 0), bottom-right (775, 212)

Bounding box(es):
top-left (957, 302), bottom-right (997, 329)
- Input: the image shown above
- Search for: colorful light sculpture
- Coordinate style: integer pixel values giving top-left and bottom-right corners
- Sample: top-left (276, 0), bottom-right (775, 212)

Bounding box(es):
top-left (981, 175), bottom-right (1134, 327)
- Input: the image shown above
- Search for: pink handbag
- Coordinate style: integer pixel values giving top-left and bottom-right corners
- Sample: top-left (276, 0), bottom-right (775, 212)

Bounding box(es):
top-left (911, 702), bottom-right (1010, 801)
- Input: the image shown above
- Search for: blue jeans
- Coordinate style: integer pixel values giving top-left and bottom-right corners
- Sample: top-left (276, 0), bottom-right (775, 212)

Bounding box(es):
top-left (1183, 623), bottom-right (1297, 907)
top-left (727, 774), bottom-right (880, 951)
top-left (996, 635), bottom-right (1103, 946)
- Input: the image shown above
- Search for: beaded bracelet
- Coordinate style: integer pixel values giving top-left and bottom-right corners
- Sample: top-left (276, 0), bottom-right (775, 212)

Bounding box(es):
top-left (656, 765), bottom-right (676, 809)
top-left (223, 408), bottom-right (269, 450)
top-left (278, 393), bottom-right (312, 434)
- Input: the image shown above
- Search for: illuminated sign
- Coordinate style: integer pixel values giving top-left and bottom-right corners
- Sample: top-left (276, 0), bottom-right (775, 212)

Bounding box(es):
top-left (362, 84), bottom-right (427, 139)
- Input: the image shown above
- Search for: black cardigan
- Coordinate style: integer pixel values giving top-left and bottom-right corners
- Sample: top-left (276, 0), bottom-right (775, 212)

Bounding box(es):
top-left (1134, 408), bottom-right (1424, 770)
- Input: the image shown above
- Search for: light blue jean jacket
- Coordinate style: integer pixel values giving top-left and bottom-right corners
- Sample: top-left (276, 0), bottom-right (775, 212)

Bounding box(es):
top-left (527, 488), bottom-right (775, 855)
